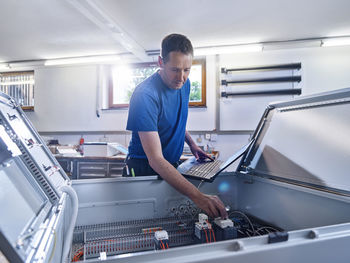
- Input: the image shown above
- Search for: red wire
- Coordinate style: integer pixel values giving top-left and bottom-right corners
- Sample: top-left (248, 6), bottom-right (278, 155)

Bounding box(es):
top-left (160, 240), bottom-right (165, 250)
top-left (149, 229), bottom-right (152, 247)
top-left (203, 228), bottom-right (209, 243)
top-left (72, 247), bottom-right (84, 262)
top-left (205, 221), bottom-right (212, 243)
top-left (211, 228), bottom-right (216, 242)
top-left (205, 220), bottom-right (217, 243)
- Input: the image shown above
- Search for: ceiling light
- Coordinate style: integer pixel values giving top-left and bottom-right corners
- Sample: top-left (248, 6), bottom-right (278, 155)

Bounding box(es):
top-left (194, 44), bottom-right (262, 56)
top-left (45, 55), bottom-right (121, 66)
top-left (263, 40), bottom-right (322, 51)
top-left (0, 63), bottom-right (10, 70)
top-left (321, 37), bottom-right (350, 47)
top-left (8, 61), bottom-right (45, 68)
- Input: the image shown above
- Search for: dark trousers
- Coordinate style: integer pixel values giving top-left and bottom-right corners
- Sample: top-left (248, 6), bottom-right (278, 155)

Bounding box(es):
top-left (122, 157), bottom-right (179, 177)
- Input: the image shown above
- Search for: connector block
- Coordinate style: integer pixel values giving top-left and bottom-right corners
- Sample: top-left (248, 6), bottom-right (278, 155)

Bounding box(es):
top-left (154, 230), bottom-right (169, 250)
top-left (213, 218), bottom-right (237, 241)
top-left (198, 213), bottom-right (208, 225)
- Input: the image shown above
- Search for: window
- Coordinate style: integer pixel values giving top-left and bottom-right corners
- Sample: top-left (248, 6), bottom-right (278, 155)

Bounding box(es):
top-left (189, 58), bottom-right (206, 107)
top-left (0, 71), bottom-right (35, 111)
top-left (108, 59), bottom-right (206, 108)
top-left (109, 63), bottom-right (158, 108)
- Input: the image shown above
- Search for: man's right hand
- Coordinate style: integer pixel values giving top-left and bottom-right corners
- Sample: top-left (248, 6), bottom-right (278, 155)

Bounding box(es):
top-left (192, 193), bottom-right (228, 219)
top-left (139, 131), bottom-right (228, 220)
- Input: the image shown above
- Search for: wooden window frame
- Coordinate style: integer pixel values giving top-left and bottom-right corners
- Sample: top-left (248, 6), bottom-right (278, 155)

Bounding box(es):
top-left (108, 58), bottom-right (207, 108)
top-left (189, 58), bottom-right (206, 107)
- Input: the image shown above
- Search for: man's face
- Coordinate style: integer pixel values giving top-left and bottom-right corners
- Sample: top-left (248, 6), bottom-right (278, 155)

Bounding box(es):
top-left (159, 51), bottom-right (193, 90)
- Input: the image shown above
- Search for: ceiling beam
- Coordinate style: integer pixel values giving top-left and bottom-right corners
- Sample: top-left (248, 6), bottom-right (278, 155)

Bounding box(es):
top-left (66, 0), bottom-right (149, 62)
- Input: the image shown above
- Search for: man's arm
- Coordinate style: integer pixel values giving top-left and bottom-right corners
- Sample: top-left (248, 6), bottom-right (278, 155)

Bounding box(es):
top-left (139, 131), bottom-right (227, 218)
top-left (185, 131), bottom-right (213, 161)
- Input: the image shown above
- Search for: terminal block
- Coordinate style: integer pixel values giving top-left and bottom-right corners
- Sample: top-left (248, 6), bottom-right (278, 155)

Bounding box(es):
top-left (198, 213), bottom-right (208, 225)
top-left (154, 230), bottom-right (169, 250)
top-left (194, 213), bottom-right (216, 243)
top-left (213, 218), bottom-right (237, 241)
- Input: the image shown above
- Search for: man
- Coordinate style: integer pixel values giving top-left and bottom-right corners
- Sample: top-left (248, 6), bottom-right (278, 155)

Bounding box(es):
top-left (124, 33), bottom-right (227, 219)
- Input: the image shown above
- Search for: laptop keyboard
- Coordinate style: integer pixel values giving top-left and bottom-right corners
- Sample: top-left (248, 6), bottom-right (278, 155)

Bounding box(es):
top-left (185, 159), bottom-right (223, 179)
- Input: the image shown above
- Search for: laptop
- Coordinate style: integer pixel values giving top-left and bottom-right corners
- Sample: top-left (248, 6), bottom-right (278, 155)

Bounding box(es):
top-left (177, 139), bottom-right (255, 182)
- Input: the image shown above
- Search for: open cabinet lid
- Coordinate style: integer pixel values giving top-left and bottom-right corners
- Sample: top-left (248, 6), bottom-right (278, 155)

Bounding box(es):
top-left (0, 92), bottom-right (70, 262)
top-left (237, 88), bottom-right (350, 195)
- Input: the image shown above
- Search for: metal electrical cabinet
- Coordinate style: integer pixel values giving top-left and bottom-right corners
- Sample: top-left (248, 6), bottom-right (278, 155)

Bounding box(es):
top-left (0, 92), bottom-right (73, 263)
top-left (1, 88), bottom-right (350, 263)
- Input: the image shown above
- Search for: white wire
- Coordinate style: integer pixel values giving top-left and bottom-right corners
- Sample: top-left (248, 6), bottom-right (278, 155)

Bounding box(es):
top-left (48, 229), bottom-right (57, 263)
top-left (197, 180), bottom-right (204, 189)
top-left (237, 229), bottom-right (245, 236)
top-left (17, 228), bottom-right (45, 245)
top-left (256, 226), bottom-right (280, 233)
top-left (229, 210), bottom-right (256, 235)
top-left (59, 185), bottom-right (79, 263)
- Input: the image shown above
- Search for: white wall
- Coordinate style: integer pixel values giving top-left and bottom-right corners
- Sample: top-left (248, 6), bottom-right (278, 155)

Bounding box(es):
top-left (25, 45), bottom-right (350, 163)
top-left (26, 65), bottom-right (129, 132)
top-left (221, 45), bottom-right (350, 96)
top-left (27, 59), bottom-right (217, 132)
top-left (26, 45), bottom-right (350, 133)
top-left (219, 45), bottom-right (350, 130)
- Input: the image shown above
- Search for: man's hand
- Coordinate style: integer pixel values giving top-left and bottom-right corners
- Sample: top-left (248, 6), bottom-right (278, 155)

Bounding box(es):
top-left (185, 131), bottom-right (214, 161)
top-left (140, 131), bottom-right (227, 219)
top-left (192, 193), bottom-right (228, 219)
top-left (189, 143), bottom-right (214, 162)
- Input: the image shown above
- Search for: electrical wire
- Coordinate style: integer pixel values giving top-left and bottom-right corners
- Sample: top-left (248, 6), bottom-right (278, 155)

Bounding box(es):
top-left (255, 229), bottom-right (263, 235)
top-left (72, 247), bottom-right (84, 262)
top-left (16, 227), bottom-right (46, 246)
top-left (256, 226), bottom-right (279, 233)
top-left (210, 228), bottom-right (216, 242)
top-left (48, 166), bottom-right (60, 177)
top-left (203, 228), bottom-right (209, 243)
top-left (149, 229), bottom-right (152, 247)
top-left (59, 185), bottom-right (79, 263)
top-left (205, 220), bottom-right (216, 243)
top-left (237, 229), bottom-right (245, 236)
top-left (229, 211), bottom-right (256, 235)
top-left (160, 240), bottom-right (165, 250)
top-left (197, 180), bottom-right (204, 189)
top-left (48, 229), bottom-right (57, 263)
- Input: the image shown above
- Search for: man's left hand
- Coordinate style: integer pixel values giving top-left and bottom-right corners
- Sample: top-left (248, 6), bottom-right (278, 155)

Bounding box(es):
top-left (190, 144), bottom-right (214, 162)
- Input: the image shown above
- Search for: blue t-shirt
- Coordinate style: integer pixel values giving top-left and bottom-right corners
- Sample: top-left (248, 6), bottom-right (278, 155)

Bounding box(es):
top-left (126, 72), bottom-right (190, 163)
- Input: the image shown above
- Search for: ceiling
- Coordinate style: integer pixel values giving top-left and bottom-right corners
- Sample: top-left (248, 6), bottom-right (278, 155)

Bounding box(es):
top-left (1, 0), bottom-right (350, 63)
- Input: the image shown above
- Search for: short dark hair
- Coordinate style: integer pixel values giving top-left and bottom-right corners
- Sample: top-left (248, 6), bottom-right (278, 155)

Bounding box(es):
top-left (161, 33), bottom-right (193, 63)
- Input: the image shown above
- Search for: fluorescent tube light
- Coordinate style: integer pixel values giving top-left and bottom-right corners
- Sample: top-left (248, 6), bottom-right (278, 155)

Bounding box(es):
top-left (0, 63), bottom-right (10, 70)
top-left (45, 55), bottom-right (121, 66)
top-left (8, 61), bottom-right (45, 68)
top-left (321, 37), bottom-right (350, 47)
top-left (263, 40), bottom-right (322, 51)
top-left (194, 44), bottom-right (262, 56)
